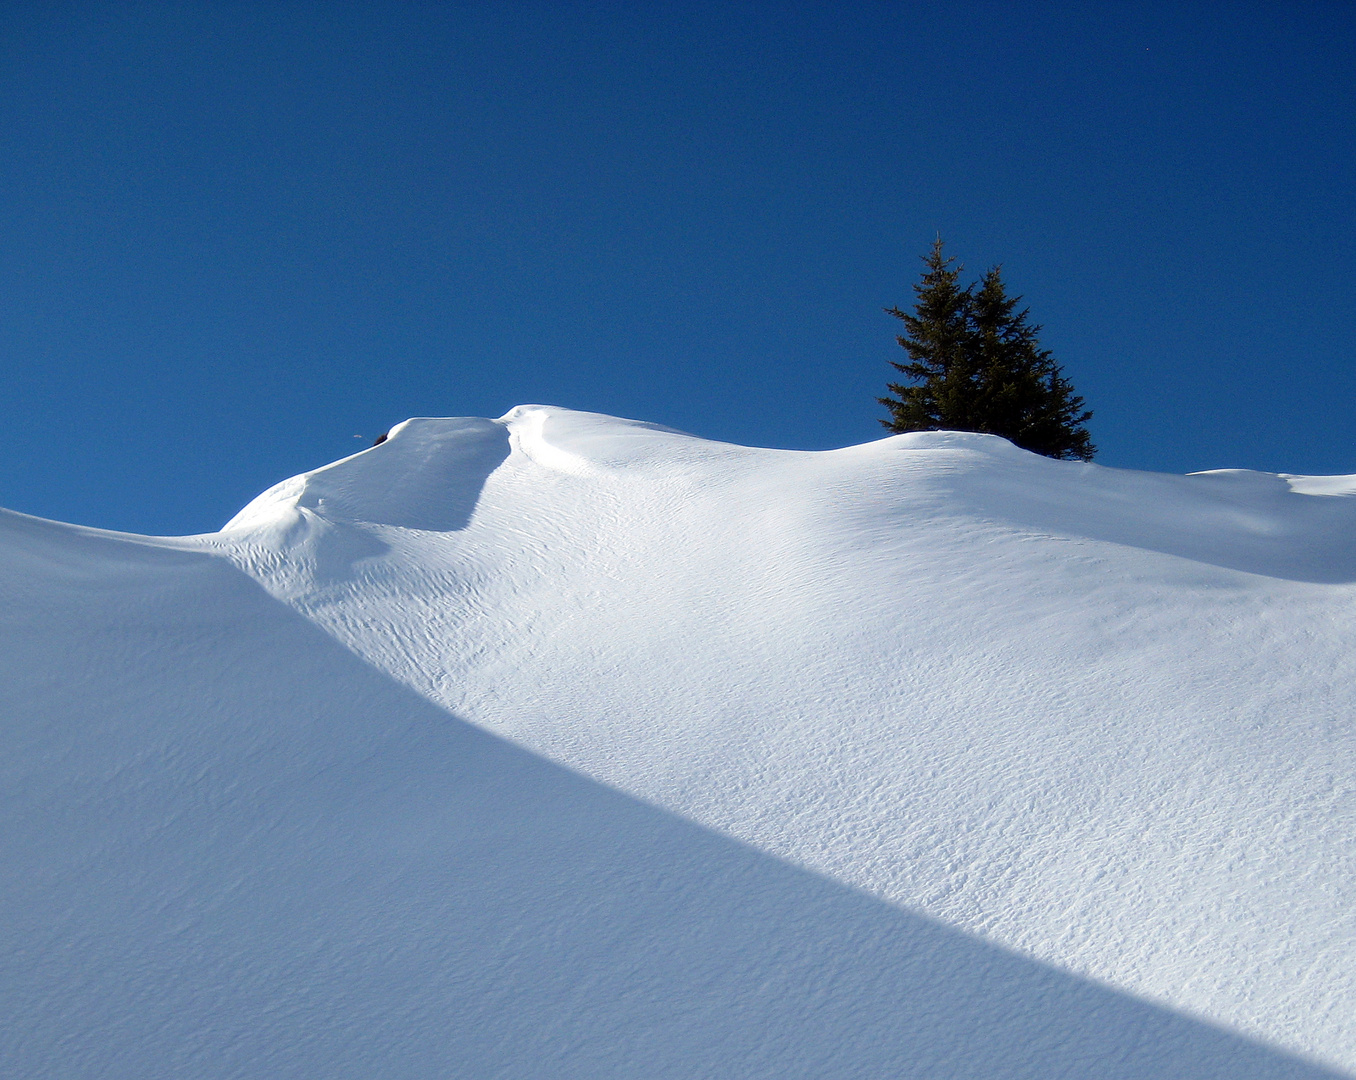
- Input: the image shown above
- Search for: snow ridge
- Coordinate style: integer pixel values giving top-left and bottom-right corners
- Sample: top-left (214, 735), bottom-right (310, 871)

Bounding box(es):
top-left (3, 407), bottom-right (1353, 1077)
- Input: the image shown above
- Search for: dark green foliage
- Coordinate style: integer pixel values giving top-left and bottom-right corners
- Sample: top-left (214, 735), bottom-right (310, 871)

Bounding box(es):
top-left (879, 238), bottom-right (1095, 461)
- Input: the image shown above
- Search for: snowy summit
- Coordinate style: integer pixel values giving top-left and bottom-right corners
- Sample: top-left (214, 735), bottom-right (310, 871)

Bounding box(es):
top-left (3, 406), bottom-right (1354, 1078)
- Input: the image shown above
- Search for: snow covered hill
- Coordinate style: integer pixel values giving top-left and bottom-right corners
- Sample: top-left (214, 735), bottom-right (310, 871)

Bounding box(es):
top-left (3, 406), bottom-right (1353, 1078)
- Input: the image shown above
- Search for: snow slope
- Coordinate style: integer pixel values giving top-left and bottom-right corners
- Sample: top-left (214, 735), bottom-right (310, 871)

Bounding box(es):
top-left (3, 406), bottom-right (1353, 1077)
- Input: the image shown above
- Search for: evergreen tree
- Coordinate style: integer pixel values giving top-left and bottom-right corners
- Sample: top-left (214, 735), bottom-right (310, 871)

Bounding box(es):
top-left (878, 237), bottom-right (976, 434)
top-left (879, 240), bottom-right (1095, 461)
top-left (967, 266), bottom-right (1095, 461)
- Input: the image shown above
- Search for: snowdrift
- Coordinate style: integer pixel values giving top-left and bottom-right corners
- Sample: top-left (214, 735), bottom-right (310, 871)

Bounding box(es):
top-left (2, 406), bottom-right (1353, 1078)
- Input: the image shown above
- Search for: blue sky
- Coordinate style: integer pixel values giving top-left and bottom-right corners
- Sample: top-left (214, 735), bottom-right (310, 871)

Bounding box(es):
top-left (1, 1), bottom-right (1352, 535)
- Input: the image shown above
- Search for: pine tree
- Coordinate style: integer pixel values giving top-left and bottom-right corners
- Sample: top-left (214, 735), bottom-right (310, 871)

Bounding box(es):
top-left (967, 266), bottom-right (1095, 461)
top-left (877, 237), bottom-right (976, 434)
top-left (879, 240), bottom-right (1095, 461)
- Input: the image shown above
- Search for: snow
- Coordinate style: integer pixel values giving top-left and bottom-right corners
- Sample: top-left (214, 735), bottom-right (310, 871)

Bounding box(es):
top-left (3, 405), bottom-right (1353, 1078)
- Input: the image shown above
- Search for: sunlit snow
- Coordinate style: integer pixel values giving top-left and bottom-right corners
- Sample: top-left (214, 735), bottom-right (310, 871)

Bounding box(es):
top-left (3, 406), bottom-right (1352, 1077)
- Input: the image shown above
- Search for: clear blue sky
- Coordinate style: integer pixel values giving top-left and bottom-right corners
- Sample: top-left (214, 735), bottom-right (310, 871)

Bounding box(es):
top-left (1, 1), bottom-right (1352, 535)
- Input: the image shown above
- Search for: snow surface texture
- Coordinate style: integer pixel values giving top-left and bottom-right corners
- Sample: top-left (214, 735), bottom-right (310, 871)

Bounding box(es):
top-left (3, 406), bottom-right (1353, 1078)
